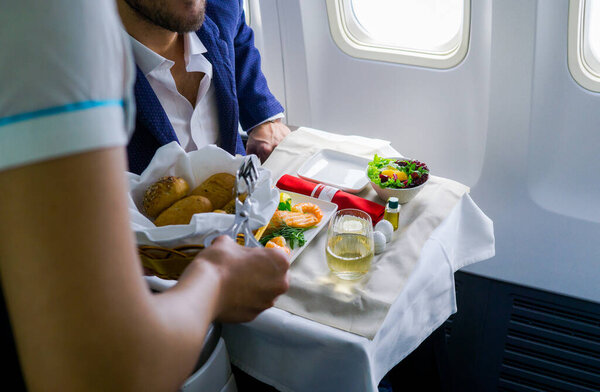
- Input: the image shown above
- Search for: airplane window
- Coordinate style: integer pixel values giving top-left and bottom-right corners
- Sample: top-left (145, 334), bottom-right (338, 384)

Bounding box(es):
top-left (583, 0), bottom-right (600, 76)
top-left (350, 0), bottom-right (463, 54)
top-left (568, 0), bottom-right (600, 91)
top-left (326, 0), bottom-right (470, 68)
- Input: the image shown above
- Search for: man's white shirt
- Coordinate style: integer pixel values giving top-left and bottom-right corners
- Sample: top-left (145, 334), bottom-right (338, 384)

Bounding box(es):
top-left (130, 33), bottom-right (219, 152)
top-left (129, 32), bottom-right (283, 153)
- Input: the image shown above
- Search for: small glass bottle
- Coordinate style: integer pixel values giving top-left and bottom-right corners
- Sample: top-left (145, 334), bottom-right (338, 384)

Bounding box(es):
top-left (383, 197), bottom-right (400, 230)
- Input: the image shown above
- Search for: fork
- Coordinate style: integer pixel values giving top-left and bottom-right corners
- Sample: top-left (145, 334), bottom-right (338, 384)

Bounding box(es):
top-left (202, 155), bottom-right (262, 248)
top-left (237, 156), bottom-right (259, 195)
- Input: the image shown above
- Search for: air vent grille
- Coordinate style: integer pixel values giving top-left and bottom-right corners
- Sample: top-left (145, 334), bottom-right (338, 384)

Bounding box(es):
top-left (499, 368), bottom-right (570, 392)
top-left (499, 296), bottom-right (600, 392)
top-left (513, 298), bottom-right (600, 327)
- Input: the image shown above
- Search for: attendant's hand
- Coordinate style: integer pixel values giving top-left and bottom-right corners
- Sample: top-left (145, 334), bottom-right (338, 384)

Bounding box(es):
top-left (246, 119), bottom-right (291, 162)
top-left (182, 236), bottom-right (290, 323)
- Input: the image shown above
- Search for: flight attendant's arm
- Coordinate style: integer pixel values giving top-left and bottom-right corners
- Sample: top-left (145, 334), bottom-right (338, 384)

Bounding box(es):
top-left (0, 147), bottom-right (289, 391)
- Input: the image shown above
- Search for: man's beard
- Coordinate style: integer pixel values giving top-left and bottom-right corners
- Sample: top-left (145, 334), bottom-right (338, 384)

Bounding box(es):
top-left (124, 0), bottom-right (206, 33)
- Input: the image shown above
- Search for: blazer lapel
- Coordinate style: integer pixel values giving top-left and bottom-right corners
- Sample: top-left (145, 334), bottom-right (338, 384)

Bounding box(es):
top-left (133, 67), bottom-right (179, 145)
top-left (197, 17), bottom-right (239, 155)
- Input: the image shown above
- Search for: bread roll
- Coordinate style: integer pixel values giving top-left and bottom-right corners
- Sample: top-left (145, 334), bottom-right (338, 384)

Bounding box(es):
top-left (143, 176), bottom-right (190, 218)
top-left (223, 193), bottom-right (247, 214)
top-left (191, 173), bottom-right (236, 210)
top-left (154, 196), bottom-right (213, 226)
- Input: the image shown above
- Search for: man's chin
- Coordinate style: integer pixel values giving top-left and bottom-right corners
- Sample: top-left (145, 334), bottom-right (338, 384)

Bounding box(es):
top-left (123, 0), bottom-right (205, 33)
top-left (170, 0), bottom-right (206, 32)
top-left (174, 14), bottom-right (205, 33)
top-left (169, 21), bottom-right (203, 33)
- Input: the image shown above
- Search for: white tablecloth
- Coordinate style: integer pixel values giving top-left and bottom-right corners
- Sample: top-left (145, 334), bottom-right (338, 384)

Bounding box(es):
top-left (146, 128), bottom-right (495, 392)
top-left (221, 192), bottom-right (494, 392)
top-left (223, 128), bottom-right (493, 391)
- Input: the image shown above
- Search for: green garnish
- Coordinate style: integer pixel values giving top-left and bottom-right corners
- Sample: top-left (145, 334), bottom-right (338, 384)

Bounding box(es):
top-left (278, 199), bottom-right (292, 211)
top-left (260, 225), bottom-right (307, 249)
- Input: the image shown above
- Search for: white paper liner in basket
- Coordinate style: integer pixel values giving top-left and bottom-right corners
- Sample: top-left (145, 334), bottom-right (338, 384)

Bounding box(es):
top-left (127, 142), bottom-right (278, 248)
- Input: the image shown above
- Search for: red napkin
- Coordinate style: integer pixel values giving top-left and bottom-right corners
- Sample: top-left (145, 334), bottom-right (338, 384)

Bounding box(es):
top-left (276, 175), bottom-right (385, 224)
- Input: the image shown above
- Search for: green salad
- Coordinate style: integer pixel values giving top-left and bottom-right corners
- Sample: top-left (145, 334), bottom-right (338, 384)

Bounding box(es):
top-left (367, 155), bottom-right (429, 189)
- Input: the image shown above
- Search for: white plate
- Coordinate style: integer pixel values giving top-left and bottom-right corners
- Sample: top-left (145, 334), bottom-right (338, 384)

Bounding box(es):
top-left (273, 191), bottom-right (338, 263)
top-left (144, 191), bottom-right (337, 292)
top-left (297, 149), bottom-right (370, 193)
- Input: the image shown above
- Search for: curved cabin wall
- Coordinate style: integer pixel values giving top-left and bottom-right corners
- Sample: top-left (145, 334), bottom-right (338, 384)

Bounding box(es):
top-left (464, 0), bottom-right (600, 303)
top-left (528, 2), bottom-right (600, 225)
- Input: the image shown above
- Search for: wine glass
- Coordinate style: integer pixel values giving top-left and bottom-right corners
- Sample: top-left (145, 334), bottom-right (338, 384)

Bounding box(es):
top-left (325, 209), bottom-right (374, 280)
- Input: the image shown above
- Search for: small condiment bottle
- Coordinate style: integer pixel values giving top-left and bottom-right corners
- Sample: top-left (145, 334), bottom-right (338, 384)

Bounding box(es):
top-left (383, 197), bottom-right (400, 231)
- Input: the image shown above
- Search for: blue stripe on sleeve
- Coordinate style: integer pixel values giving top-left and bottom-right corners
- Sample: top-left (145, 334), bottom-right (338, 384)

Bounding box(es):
top-left (0, 100), bottom-right (124, 127)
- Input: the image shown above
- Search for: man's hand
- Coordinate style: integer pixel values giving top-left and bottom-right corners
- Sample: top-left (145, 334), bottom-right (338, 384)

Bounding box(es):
top-left (182, 236), bottom-right (290, 323)
top-left (246, 119), bottom-right (291, 162)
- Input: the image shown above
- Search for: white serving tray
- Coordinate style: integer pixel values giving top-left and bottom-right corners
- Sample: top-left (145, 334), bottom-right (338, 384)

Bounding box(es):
top-left (144, 191), bottom-right (337, 292)
top-left (297, 149), bottom-right (370, 193)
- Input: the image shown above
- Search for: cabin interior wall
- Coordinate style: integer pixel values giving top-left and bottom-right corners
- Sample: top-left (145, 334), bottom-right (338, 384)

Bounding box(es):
top-left (463, 0), bottom-right (600, 303)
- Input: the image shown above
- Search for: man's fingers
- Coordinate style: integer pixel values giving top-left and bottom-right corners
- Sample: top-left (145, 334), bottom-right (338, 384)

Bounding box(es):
top-left (246, 120), bottom-right (290, 162)
top-left (247, 141), bottom-right (273, 162)
top-left (258, 143), bottom-right (274, 161)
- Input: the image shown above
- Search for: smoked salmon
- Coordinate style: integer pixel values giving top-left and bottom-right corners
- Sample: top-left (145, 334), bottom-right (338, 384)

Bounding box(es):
top-left (291, 203), bottom-right (324, 222)
top-left (264, 201), bottom-right (323, 236)
top-left (269, 209), bottom-right (319, 229)
top-left (265, 236), bottom-right (291, 255)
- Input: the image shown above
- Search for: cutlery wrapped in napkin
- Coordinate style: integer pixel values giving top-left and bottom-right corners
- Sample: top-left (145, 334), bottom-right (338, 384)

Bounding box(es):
top-left (276, 174), bottom-right (385, 224)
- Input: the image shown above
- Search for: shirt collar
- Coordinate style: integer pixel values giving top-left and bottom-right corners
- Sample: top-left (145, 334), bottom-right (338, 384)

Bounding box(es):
top-left (184, 33), bottom-right (213, 79)
top-left (128, 35), bottom-right (172, 76)
top-left (128, 33), bottom-right (211, 78)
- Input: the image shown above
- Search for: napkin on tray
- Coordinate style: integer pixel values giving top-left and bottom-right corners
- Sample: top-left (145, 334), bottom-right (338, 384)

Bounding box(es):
top-left (276, 174), bottom-right (385, 224)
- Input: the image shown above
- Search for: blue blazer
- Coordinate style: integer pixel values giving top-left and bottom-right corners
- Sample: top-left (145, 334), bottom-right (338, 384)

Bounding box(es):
top-left (127, 0), bottom-right (284, 174)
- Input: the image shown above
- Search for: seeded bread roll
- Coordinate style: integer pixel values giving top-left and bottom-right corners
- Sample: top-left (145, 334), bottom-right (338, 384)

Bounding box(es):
top-left (191, 173), bottom-right (236, 210)
top-left (143, 176), bottom-right (190, 219)
top-left (154, 196), bottom-right (213, 226)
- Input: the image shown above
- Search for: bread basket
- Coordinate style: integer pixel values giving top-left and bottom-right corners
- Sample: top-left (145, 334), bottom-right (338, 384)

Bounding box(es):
top-left (139, 226), bottom-right (267, 280)
top-left (128, 143), bottom-right (277, 279)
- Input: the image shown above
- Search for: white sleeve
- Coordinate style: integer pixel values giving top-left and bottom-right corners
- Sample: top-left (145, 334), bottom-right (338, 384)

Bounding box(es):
top-left (0, 0), bottom-right (135, 171)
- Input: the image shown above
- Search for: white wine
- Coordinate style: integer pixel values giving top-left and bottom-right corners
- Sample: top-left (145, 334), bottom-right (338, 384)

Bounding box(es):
top-left (326, 233), bottom-right (374, 280)
top-left (326, 211), bottom-right (374, 280)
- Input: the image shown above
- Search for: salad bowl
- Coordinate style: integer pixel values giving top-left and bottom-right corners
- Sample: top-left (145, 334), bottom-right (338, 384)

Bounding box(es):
top-left (366, 155), bottom-right (429, 204)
